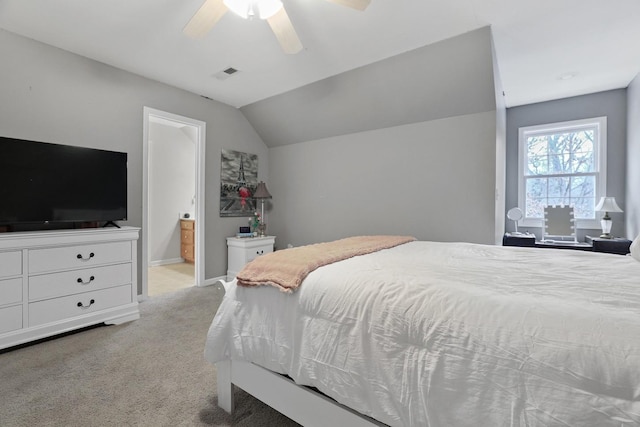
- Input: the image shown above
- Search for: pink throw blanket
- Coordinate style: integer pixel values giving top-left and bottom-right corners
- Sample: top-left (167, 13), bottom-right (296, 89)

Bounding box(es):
top-left (236, 235), bottom-right (416, 292)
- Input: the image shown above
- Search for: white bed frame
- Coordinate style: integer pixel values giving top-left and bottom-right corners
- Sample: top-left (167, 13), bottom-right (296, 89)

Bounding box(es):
top-left (216, 360), bottom-right (386, 426)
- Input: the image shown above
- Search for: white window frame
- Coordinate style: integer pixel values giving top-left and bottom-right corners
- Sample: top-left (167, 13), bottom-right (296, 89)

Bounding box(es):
top-left (517, 116), bottom-right (607, 229)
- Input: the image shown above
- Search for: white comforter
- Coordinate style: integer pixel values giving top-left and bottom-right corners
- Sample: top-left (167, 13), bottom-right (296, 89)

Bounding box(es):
top-left (204, 241), bottom-right (640, 426)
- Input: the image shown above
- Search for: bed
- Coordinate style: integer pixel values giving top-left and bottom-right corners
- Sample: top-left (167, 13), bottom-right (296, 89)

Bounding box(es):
top-left (204, 236), bottom-right (640, 426)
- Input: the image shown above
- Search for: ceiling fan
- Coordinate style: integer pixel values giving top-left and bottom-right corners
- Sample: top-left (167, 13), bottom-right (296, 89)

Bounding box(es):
top-left (183, 0), bottom-right (371, 54)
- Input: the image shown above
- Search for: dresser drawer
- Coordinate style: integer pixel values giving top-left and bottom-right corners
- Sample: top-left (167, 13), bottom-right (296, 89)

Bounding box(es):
top-left (29, 263), bottom-right (132, 301)
top-left (29, 284), bottom-right (133, 327)
top-left (181, 230), bottom-right (194, 245)
top-left (29, 241), bottom-right (132, 273)
top-left (181, 244), bottom-right (194, 262)
top-left (0, 305), bottom-right (22, 334)
top-left (180, 220), bottom-right (194, 231)
top-left (0, 277), bottom-right (23, 306)
top-left (0, 250), bottom-right (22, 278)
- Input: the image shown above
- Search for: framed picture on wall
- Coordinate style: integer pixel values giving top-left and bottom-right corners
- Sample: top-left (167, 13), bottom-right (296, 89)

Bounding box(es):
top-left (220, 149), bottom-right (258, 217)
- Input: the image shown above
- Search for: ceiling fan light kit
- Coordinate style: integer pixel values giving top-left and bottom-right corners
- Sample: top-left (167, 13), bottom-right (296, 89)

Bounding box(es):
top-left (223, 0), bottom-right (283, 20)
top-left (184, 0), bottom-right (371, 54)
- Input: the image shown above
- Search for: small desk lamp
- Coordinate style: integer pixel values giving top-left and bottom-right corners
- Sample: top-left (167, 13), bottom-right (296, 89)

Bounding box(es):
top-left (253, 181), bottom-right (272, 236)
top-left (594, 196), bottom-right (623, 239)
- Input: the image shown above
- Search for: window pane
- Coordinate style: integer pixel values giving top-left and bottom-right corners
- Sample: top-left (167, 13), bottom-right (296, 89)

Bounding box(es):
top-left (572, 197), bottom-right (595, 219)
top-left (527, 155), bottom-right (548, 175)
top-left (526, 177), bottom-right (547, 218)
top-left (547, 177), bottom-right (570, 200)
top-left (526, 198), bottom-right (545, 219)
top-left (526, 128), bottom-right (596, 175)
top-left (548, 154), bottom-right (571, 174)
top-left (527, 136), bottom-right (548, 157)
top-left (526, 177), bottom-right (547, 198)
top-left (572, 150), bottom-right (594, 173)
top-left (570, 176), bottom-right (595, 198)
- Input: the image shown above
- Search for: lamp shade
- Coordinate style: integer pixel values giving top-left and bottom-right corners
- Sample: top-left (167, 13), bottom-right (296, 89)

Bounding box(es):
top-left (594, 197), bottom-right (623, 213)
top-left (253, 181), bottom-right (272, 199)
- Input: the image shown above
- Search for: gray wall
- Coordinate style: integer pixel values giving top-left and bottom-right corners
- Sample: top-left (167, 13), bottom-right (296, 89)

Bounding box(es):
top-left (505, 89), bottom-right (628, 239)
top-left (492, 35), bottom-right (507, 245)
top-left (263, 27), bottom-right (501, 248)
top-left (0, 29), bottom-right (269, 291)
top-left (627, 73), bottom-right (640, 239)
top-left (148, 123), bottom-right (195, 265)
top-left (242, 27), bottom-right (497, 148)
top-left (269, 112), bottom-right (498, 248)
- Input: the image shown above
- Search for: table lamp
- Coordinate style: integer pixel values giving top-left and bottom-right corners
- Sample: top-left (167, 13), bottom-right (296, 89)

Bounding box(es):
top-left (594, 196), bottom-right (623, 239)
top-left (253, 181), bottom-right (272, 236)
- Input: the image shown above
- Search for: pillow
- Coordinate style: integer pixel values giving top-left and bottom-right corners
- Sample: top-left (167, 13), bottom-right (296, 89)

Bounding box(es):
top-left (631, 234), bottom-right (640, 262)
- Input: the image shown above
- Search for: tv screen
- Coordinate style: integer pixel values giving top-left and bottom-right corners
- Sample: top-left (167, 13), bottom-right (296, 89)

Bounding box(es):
top-left (0, 136), bottom-right (127, 227)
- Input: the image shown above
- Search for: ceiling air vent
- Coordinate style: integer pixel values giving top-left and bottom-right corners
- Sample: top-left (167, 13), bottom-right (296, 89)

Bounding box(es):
top-left (213, 67), bottom-right (240, 81)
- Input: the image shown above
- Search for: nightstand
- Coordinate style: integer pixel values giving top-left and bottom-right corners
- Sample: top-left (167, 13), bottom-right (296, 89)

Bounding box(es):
top-left (502, 232), bottom-right (536, 247)
top-left (585, 236), bottom-right (632, 255)
top-left (226, 236), bottom-right (276, 281)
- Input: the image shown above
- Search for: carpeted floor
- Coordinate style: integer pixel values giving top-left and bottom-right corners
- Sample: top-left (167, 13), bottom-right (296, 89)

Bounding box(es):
top-left (0, 284), bottom-right (300, 426)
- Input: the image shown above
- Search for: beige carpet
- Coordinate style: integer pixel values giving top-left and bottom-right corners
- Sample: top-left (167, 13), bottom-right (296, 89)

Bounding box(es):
top-left (148, 262), bottom-right (195, 297)
top-left (0, 284), bottom-right (300, 426)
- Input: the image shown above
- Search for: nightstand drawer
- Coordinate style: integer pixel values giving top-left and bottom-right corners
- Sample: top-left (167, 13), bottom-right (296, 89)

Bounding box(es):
top-left (247, 244), bottom-right (273, 262)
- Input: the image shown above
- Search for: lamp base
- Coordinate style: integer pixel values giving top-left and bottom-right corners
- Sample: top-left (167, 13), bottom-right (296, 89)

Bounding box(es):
top-left (599, 216), bottom-right (613, 239)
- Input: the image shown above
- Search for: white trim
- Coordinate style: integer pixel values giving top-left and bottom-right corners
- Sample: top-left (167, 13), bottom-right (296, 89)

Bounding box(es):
top-left (142, 107), bottom-right (206, 300)
top-left (201, 275), bottom-right (226, 287)
top-left (517, 116), bottom-right (607, 229)
top-left (148, 258), bottom-right (184, 267)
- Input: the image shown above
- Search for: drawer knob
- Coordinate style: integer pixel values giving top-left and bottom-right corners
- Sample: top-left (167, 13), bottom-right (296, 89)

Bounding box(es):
top-left (77, 252), bottom-right (95, 261)
top-left (77, 299), bottom-right (95, 309)
top-left (77, 275), bottom-right (95, 285)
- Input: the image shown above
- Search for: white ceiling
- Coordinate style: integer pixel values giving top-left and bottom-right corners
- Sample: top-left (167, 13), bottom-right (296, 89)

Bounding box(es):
top-left (0, 0), bottom-right (638, 109)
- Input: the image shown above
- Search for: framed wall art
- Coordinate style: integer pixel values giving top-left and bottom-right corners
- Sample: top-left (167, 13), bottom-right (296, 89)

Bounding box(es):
top-left (220, 149), bottom-right (258, 217)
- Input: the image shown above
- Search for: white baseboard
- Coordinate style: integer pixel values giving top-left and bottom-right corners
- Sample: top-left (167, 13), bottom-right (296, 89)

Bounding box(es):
top-left (199, 275), bottom-right (226, 287)
top-left (148, 258), bottom-right (183, 267)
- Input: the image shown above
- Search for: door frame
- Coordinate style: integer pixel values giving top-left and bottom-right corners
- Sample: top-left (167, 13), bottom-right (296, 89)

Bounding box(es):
top-left (141, 107), bottom-right (206, 299)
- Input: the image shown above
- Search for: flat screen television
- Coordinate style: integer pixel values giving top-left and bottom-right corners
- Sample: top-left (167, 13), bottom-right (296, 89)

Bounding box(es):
top-left (0, 136), bottom-right (127, 229)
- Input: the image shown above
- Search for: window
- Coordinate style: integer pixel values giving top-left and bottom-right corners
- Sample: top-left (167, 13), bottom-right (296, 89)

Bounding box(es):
top-left (518, 117), bottom-right (606, 228)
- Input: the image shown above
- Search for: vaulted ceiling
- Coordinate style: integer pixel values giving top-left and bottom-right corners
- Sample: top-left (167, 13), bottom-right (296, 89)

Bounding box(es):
top-left (0, 0), bottom-right (638, 109)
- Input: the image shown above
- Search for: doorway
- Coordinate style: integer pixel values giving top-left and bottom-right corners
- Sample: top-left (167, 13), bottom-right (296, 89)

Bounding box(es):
top-left (142, 107), bottom-right (206, 299)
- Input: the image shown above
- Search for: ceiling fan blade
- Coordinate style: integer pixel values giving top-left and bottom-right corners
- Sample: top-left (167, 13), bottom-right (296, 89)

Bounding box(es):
top-left (267, 8), bottom-right (303, 54)
top-left (183, 0), bottom-right (228, 39)
top-left (324, 0), bottom-right (371, 11)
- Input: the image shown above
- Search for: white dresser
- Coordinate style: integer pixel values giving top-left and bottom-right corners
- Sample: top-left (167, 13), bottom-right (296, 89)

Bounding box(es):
top-left (226, 236), bottom-right (275, 281)
top-left (0, 226), bottom-right (140, 350)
